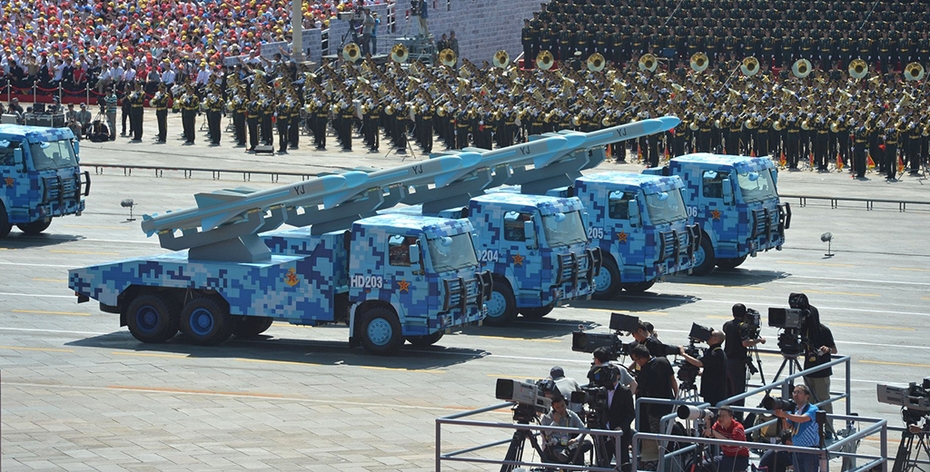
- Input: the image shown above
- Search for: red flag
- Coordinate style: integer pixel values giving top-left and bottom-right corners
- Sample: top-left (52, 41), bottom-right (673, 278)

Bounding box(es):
top-left (836, 152), bottom-right (843, 171)
top-left (867, 154), bottom-right (876, 169)
top-left (779, 150), bottom-right (787, 167)
top-left (898, 155), bottom-right (905, 173)
top-left (809, 151), bottom-right (814, 168)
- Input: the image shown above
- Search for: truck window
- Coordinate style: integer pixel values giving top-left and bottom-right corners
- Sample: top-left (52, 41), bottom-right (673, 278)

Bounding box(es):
top-left (702, 170), bottom-right (725, 198)
top-left (607, 190), bottom-right (635, 219)
top-left (388, 234), bottom-right (417, 266)
top-left (0, 140), bottom-right (20, 166)
top-left (542, 210), bottom-right (587, 247)
top-left (30, 140), bottom-right (78, 171)
top-left (427, 233), bottom-right (479, 272)
top-left (736, 170), bottom-right (778, 203)
top-left (645, 190), bottom-right (688, 224)
top-left (503, 211), bottom-right (533, 242)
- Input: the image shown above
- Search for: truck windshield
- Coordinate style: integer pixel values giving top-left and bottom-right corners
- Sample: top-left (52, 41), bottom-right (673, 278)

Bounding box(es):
top-left (737, 169), bottom-right (778, 203)
top-left (541, 211), bottom-right (587, 247)
top-left (427, 233), bottom-right (479, 272)
top-left (644, 190), bottom-right (687, 225)
top-left (30, 140), bottom-right (77, 171)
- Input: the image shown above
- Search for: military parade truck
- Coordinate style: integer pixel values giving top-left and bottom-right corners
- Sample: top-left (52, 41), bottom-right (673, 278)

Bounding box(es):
top-left (0, 124), bottom-right (90, 238)
top-left (548, 172), bottom-right (699, 298)
top-left (644, 153), bottom-right (791, 275)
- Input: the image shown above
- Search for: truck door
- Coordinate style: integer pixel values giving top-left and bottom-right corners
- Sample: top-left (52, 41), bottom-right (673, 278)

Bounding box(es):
top-left (502, 210), bottom-right (540, 293)
top-left (0, 140), bottom-right (27, 220)
top-left (698, 169), bottom-right (737, 250)
top-left (386, 234), bottom-right (427, 316)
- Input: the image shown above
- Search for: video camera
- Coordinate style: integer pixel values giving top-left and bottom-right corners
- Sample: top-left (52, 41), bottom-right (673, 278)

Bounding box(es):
top-left (675, 323), bottom-right (713, 389)
top-left (744, 307), bottom-right (762, 339)
top-left (767, 293), bottom-right (813, 357)
top-left (496, 378), bottom-right (554, 418)
top-left (877, 378), bottom-right (930, 425)
top-left (571, 312), bottom-right (640, 359)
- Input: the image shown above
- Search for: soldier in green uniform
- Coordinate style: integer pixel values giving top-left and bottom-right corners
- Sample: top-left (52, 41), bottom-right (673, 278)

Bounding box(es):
top-left (203, 85), bottom-right (222, 146)
top-left (260, 88), bottom-right (274, 146)
top-left (129, 81), bottom-right (145, 142)
top-left (245, 89), bottom-right (260, 152)
top-left (150, 83), bottom-right (169, 144)
top-left (275, 91), bottom-right (290, 153)
top-left (233, 86), bottom-right (247, 147)
top-left (180, 84), bottom-right (198, 145)
top-left (288, 91), bottom-right (301, 150)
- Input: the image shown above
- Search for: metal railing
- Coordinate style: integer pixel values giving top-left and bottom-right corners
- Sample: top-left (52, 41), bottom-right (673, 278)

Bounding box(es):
top-left (82, 163), bottom-right (318, 183)
top-left (781, 194), bottom-right (930, 212)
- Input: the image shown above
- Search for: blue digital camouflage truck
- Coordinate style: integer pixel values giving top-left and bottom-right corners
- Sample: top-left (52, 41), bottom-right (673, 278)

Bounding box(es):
top-left (0, 125), bottom-right (90, 238)
top-left (550, 172), bottom-right (700, 298)
top-left (644, 153), bottom-right (791, 275)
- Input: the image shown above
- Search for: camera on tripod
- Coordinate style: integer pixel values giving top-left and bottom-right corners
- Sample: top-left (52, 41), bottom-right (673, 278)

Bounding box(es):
top-left (676, 323), bottom-right (713, 389)
top-left (768, 293), bottom-right (813, 357)
top-left (496, 377), bottom-right (555, 421)
top-left (571, 312), bottom-right (640, 359)
top-left (877, 378), bottom-right (930, 425)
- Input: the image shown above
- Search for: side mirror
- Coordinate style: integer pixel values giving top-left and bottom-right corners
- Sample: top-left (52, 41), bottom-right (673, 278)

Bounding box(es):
top-left (721, 177), bottom-right (734, 205)
top-left (13, 147), bottom-right (24, 171)
top-left (628, 200), bottom-right (641, 227)
top-left (523, 220), bottom-right (537, 249)
top-left (72, 140), bottom-right (80, 162)
top-left (409, 244), bottom-right (420, 264)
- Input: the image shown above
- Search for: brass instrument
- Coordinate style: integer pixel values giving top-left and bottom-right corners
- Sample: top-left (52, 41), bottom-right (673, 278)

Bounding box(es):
top-left (391, 44), bottom-right (409, 63)
top-left (536, 50), bottom-right (554, 71)
top-left (904, 62), bottom-right (925, 81)
top-left (740, 57), bottom-right (760, 77)
top-left (587, 52), bottom-right (606, 72)
top-left (440, 48), bottom-right (457, 67)
top-left (639, 53), bottom-right (658, 73)
top-left (801, 119), bottom-right (811, 131)
top-left (689, 121), bottom-right (699, 131)
top-left (343, 42), bottom-right (361, 63)
top-left (690, 52), bottom-right (708, 73)
top-left (792, 59), bottom-right (812, 79)
top-left (830, 121), bottom-right (840, 133)
top-left (493, 50), bottom-right (510, 69)
top-left (849, 59), bottom-right (868, 80)
top-left (773, 120), bottom-right (784, 131)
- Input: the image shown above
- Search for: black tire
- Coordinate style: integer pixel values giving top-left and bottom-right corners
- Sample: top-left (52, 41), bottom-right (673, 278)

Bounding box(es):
top-left (691, 234), bottom-right (716, 276)
top-left (716, 255), bottom-right (748, 270)
top-left (0, 205), bottom-right (11, 239)
top-left (231, 316), bottom-right (274, 338)
top-left (125, 293), bottom-right (179, 343)
top-left (519, 305), bottom-right (554, 319)
top-left (180, 297), bottom-right (233, 345)
top-left (483, 279), bottom-right (517, 327)
top-left (405, 331), bottom-right (444, 347)
top-left (622, 280), bottom-right (656, 293)
top-left (16, 218), bottom-right (52, 235)
top-left (592, 257), bottom-right (622, 300)
top-left (358, 306), bottom-right (404, 355)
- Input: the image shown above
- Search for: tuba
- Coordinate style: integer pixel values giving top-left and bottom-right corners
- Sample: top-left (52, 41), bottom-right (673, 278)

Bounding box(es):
top-left (536, 50), bottom-right (554, 71)
top-left (849, 58), bottom-right (868, 80)
top-left (343, 42), bottom-right (361, 63)
top-left (587, 52), bottom-right (606, 72)
top-left (792, 58), bottom-right (812, 78)
top-left (493, 50), bottom-right (510, 69)
top-left (639, 53), bottom-right (658, 72)
top-left (904, 62), bottom-right (925, 81)
top-left (741, 56), bottom-right (760, 77)
top-left (391, 44), bottom-right (409, 63)
top-left (440, 48), bottom-right (457, 67)
top-left (690, 52), bottom-right (708, 72)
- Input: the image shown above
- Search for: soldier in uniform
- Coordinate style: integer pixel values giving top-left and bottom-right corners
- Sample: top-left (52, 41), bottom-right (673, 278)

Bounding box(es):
top-left (393, 99), bottom-right (408, 153)
top-left (522, 19), bottom-right (537, 68)
top-left (246, 89), bottom-right (260, 152)
top-left (150, 83), bottom-right (169, 144)
top-left (260, 89), bottom-right (274, 147)
top-left (275, 91), bottom-right (290, 153)
top-left (313, 92), bottom-right (329, 151)
top-left (233, 86), bottom-right (248, 147)
top-left (813, 114), bottom-right (829, 171)
top-left (455, 106), bottom-right (471, 149)
top-left (204, 85), bottom-right (223, 146)
top-left (884, 120), bottom-right (901, 181)
top-left (364, 96), bottom-right (380, 152)
top-left (180, 84), bottom-right (198, 145)
top-left (852, 116), bottom-right (869, 179)
top-left (128, 81), bottom-right (145, 142)
top-left (288, 92), bottom-right (301, 150)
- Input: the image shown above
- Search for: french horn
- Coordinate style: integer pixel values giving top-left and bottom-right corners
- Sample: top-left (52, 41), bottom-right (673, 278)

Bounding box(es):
top-left (904, 62), bottom-right (925, 82)
top-left (493, 50), bottom-right (510, 69)
top-left (587, 52), bottom-right (606, 72)
top-left (536, 50), bottom-right (554, 71)
top-left (690, 52), bottom-right (708, 72)
top-left (343, 42), bottom-right (361, 63)
top-left (792, 58), bottom-right (812, 79)
top-left (849, 58), bottom-right (868, 80)
top-left (391, 44), bottom-right (409, 63)
top-left (640, 53), bottom-right (658, 72)
top-left (740, 56), bottom-right (760, 77)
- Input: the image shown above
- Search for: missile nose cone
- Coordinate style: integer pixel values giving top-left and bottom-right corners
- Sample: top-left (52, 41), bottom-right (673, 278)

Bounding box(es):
top-left (340, 171), bottom-right (368, 188)
top-left (658, 115), bottom-right (682, 131)
top-left (560, 134), bottom-right (584, 149)
top-left (455, 152), bottom-right (482, 168)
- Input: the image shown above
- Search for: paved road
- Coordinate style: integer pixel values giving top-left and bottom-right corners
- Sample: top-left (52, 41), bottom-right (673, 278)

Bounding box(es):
top-left (2, 114), bottom-right (929, 470)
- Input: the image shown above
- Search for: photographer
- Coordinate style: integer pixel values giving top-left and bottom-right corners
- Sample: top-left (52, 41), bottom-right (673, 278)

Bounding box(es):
top-left (699, 406), bottom-right (750, 472)
top-left (630, 344), bottom-right (678, 467)
top-left (796, 294), bottom-right (837, 439)
top-left (723, 304), bottom-right (766, 415)
top-left (773, 385), bottom-right (820, 472)
top-left (633, 321), bottom-right (678, 359)
top-left (678, 330), bottom-right (728, 407)
top-left (541, 394), bottom-right (593, 467)
top-left (593, 347), bottom-right (637, 394)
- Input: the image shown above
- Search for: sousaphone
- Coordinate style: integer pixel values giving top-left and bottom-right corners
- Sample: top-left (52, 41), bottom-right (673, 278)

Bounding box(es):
top-left (690, 52), bottom-right (709, 72)
top-left (792, 58), bottom-right (812, 78)
top-left (493, 50), bottom-right (510, 69)
top-left (848, 58), bottom-right (868, 80)
top-left (343, 42), bottom-right (361, 63)
top-left (391, 44), bottom-right (409, 63)
top-left (904, 62), bottom-right (925, 81)
top-left (587, 52), bottom-right (606, 72)
top-left (639, 53), bottom-right (658, 72)
top-left (537, 50), bottom-right (554, 71)
top-left (440, 48), bottom-right (457, 67)
top-left (740, 56), bottom-right (760, 77)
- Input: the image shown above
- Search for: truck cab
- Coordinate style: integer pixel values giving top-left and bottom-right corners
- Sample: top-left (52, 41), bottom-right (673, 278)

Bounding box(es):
top-left (0, 125), bottom-right (90, 238)
top-left (442, 193), bottom-right (599, 326)
top-left (645, 153), bottom-right (791, 275)
top-left (557, 172), bottom-right (699, 298)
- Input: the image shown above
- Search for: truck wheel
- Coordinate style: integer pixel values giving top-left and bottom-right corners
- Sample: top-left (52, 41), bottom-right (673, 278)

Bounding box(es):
top-left (405, 331), bottom-right (444, 347)
top-left (520, 305), bottom-right (554, 319)
top-left (691, 235), bottom-right (716, 276)
top-left (593, 258), bottom-right (622, 300)
top-left (622, 280), bottom-right (656, 293)
top-left (359, 307), bottom-right (404, 355)
top-left (483, 280), bottom-right (517, 327)
top-left (716, 255), bottom-right (748, 270)
top-left (16, 218), bottom-right (52, 235)
top-left (0, 205), bottom-right (11, 239)
top-left (231, 316), bottom-right (274, 338)
top-left (126, 293), bottom-right (179, 343)
top-left (180, 297), bottom-right (233, 345)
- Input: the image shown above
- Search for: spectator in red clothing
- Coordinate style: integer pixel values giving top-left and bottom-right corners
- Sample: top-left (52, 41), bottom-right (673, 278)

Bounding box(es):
top-left (700, 405), bottom-right (749, 472)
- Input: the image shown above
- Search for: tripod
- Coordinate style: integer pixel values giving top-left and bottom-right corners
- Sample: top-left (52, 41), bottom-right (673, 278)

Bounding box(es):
top-left (747, 346), bottom-right (767, 385)
top-left (893, 421), bottom-right (930, 472)
top-left (501, 405), bottom-right (546, 472)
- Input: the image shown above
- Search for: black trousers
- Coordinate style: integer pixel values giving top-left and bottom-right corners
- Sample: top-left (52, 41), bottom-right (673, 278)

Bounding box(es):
top-left (725, 358), bottom-right (748, 416)
top-left (247, 117), bottom-right (259, 150)
top-left (206, 110), bottom-right (221, 144)
top-left (233, 113), bottom-right (246, 145)
top-left (156, 109), bottom-right (168, 142)
top-left (885, 143), bottom-right (898, 178)
top-left (277, 117), bottom-right (289, 152)
top-left (130, 107), bottom-right (143, 140)
top-left (182, 109), bottom-right (196, 143)
top-left (122, 106), bottom-right (131, 135)
top-left (854, 142), bottom-right (867, 178)
top-left (261, 114), bottom-right (273, 145)
top-left (288, 115), bottom-right (299, 148)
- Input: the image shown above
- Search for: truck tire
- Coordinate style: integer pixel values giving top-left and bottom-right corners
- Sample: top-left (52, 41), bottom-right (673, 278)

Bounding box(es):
top-left (592, 258), bottom-right (622, 300)
top-left (359, 307), bottom-right (404, 355)
top-left (622, 280), bottom-right (656, 293)
top-left (231, 316), bottom-right (274, 338)
top-left (716, 255), bottom-right (748, 270)
top-left (180, 297), bottom-right (233, 345)
top-left (17, 218), bottom-right (52, 235)
top-left (691, 235), bottom-right (716, 276)
top-left (0, 205), bottom-right (11, 239)
top-left (519, 305), bottom-right (554, 319)
top-left (405, 331), bottom-right (444, 347)
top-left (483, 279), bottom-right (517, 327)
top-left (125, 293), bottom-right (179, 343)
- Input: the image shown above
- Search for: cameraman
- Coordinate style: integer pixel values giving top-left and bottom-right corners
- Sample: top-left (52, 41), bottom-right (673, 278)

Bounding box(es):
top-left (700, 405), bottom-right (750, 472)
top-left (796, 294), bottom-right (837, 439)
top-left (593, 346), bottom-right (637, 394)
top-left (549, 366), bottom-right (583, 414)
top-left (678, 330), bottom-right (728, 406)
top-left (633, 321), bottom-right (678, 359)
top-left (723, 304), bottom-right (766, 416)
top-left (630, 344), bottom-right (678, 467)
top-left (773, 385), bottom-right (820, 472)
top-left (541, 395), bottom-right (593, 467)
